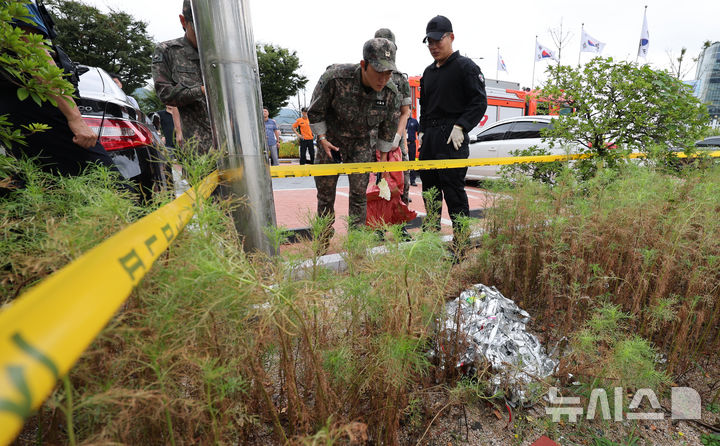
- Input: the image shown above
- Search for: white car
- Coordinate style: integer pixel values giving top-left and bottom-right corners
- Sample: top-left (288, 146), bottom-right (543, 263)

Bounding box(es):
top-left (466, 115), bottom-right (576, 179)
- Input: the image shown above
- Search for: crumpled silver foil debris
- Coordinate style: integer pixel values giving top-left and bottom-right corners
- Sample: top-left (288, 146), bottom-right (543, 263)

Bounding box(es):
top-left (443, 284), bottom-right (558, 404)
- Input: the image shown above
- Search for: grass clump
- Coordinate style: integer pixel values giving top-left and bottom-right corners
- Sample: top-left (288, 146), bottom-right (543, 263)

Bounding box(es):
top-left (5, 154), bottom-right (466, 445)
top-left (570, 303), bottom-right (670, 393)
top-left (469, 163), bottom-right (720, 374)
top-left (8, 153), bottom-right (719, 444)
top-left (0, 156), bottom-right (145, 303)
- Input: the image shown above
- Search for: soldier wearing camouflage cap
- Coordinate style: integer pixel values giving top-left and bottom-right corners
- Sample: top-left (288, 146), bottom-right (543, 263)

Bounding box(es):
top-left (151, 0), bottom-right (213, 153)
top-left (308, 38), bottom-right (402, 246)
top-left (373, 28), bottom-right (412, 146)
top-left (374, 28), bottom-right (413, 209)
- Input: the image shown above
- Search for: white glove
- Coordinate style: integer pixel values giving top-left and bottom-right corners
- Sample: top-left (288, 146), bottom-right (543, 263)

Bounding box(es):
top-left (391, 132), bottom-right (402, 148)
top-left (417, 132), bottom-right (423, 147)
top-left (378, 178), bottom-right (391, 201)
top-left (446, 125), bottom-right (464, 151)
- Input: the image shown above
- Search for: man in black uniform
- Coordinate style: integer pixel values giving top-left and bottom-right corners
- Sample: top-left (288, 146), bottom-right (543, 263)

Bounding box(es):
top-left (418, 15), bottom-right (487, 236)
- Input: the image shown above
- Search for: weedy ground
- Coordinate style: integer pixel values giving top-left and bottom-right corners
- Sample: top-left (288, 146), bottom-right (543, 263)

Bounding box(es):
top-left (2, 154), bottom-right (719, 445)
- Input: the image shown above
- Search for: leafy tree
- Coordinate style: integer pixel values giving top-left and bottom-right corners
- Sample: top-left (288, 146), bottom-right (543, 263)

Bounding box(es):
top-left (46, 0), bottom-right (153, 93)
top-left (542, 57), bottom-right (709, 157)
top-left (256, 43), bottom-right (307, 117)
top-left (0, 0), bottom-right (73, 149)
top-left (503, 58), bottom-right (710, 183)
top-left (135, 87), bottom-right (164, 115)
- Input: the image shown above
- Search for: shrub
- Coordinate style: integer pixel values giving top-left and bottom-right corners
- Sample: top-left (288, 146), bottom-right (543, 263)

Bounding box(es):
top-left (278, 139), bottom-right (299, 158)
top-left (469, 164), bottom-right (720, 373)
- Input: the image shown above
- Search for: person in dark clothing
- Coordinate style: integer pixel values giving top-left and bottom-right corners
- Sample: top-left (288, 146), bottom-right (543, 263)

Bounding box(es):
top-left (154, 106), bottom-right (179, 149)
top-left (418, 15), bottom-right (487, 235)
top-left (1, 1), bottom-right (116, 177)
top-left (406, 115), bottom-right (419, 186)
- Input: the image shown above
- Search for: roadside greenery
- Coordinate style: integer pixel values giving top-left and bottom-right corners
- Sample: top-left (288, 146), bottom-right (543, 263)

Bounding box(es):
top-left (5, 152), bottom-right (720, 443)
top-left (257, 43), bottom-right (308, 117)
top-left (503, 58), bottom-right (711, 182)
top-left (469, 163), bottom-right (720, 374)
top-left (135, 86), bottom-right (165, 115)
top-left (278, 139), bottom-right (299, 158)
top-left (46, 0), bottom-right (154, 93)
top-left (543, 57), bottom-right (708, 155)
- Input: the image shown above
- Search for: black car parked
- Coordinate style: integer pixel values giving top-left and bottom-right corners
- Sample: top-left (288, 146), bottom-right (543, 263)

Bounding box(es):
top-left (76, 66), bottom-right (171, 197)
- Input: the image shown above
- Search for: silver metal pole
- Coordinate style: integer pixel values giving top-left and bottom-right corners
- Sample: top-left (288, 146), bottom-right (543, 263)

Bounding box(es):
top-left (578, 23), bottom-right (583, 66)
top-left (191, 0), bottom-right (277, 255)
top-left (532, 36), bottom-right (537, 90)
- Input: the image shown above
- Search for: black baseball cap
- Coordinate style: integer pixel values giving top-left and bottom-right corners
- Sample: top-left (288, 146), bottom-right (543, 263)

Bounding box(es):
top-left (423, 15), bottom-right (452, 43)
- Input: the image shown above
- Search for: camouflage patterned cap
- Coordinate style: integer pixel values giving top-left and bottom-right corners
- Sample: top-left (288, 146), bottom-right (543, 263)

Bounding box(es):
top-left (374, 28), bottom-right (396, 44)
top-left (363, 38), bottom-right (396, 72)
top-left (182, 0), bottom-right (193, 22)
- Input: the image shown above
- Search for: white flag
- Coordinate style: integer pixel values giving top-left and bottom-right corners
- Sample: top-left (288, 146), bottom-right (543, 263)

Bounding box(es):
top-left (580, 29), bottom-right (605, 54)
top-left (536, 42), bottom-right (558, 62)
top-left (637, 10), bottom-right (649, 58)
top-left (497, 53), bottom-right (508, 72)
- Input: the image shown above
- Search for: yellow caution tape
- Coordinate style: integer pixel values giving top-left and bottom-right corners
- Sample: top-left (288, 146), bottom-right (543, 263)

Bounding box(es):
top-left (269, 151), bottom-right (720, 178)
top-left (0, 172), bottom-right (218, 445)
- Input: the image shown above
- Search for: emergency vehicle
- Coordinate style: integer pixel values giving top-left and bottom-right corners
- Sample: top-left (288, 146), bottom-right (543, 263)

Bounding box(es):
top-left (408, 76), bottom-right (558, 131)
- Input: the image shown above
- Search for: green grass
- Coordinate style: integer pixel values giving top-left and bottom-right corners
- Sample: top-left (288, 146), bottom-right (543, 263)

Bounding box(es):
top-left (279, 140), bottom-right (300, 158)
top-left (464, 162), bottom-right (720, 374)
top-left (4, 153), bottom-right (720, 444)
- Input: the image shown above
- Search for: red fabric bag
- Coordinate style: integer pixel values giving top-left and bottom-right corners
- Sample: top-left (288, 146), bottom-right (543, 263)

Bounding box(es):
top-left (365, 147), bottom-right (417, 227)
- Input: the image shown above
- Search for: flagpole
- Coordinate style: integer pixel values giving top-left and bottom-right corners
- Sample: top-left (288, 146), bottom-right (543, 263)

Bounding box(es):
top-left (578, 23), bottom-right (583, 66)
top-left (532, 36), bottom-right (537, 90)
top-left (496, 47), bottom-right (499, 79)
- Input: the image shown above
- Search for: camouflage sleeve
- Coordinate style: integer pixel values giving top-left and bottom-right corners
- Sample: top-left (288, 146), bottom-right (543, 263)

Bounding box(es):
top-left (399, 76), bottom-right (411, 107)
top-left (377, 93), bottom-right (400, 153)
top-left (307, 69), bottom-right (335, 136)
top-left (151, 45), bottom-right (204, 107)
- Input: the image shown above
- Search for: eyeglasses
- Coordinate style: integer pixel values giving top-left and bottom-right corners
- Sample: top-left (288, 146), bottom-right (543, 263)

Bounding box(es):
top-left (426, 33), bottom-right (449, 47)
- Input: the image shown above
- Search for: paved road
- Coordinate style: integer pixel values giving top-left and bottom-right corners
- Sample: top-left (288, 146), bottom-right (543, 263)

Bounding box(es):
top-left (272, 174), bottom-right (497, 236)
top-left (272, 175), bottom-right (347, 190)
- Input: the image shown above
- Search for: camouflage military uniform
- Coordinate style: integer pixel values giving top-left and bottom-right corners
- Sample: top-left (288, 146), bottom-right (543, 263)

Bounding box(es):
top-left (152, 37), bottom-right (214, 153)
top-left (308, 63), bottom-right (401, 229)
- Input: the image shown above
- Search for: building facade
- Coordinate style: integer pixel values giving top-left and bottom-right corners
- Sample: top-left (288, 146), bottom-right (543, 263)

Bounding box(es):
top-left (694, 41), bottom-right (720, 120)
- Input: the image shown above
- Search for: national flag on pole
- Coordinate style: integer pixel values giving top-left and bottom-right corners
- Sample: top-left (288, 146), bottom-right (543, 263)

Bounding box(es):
top-left (637, 9), bottom-right (649, 58)
top-left (536, 42), bottom-right (558, 62)
top-left (580, 29), bottom-right (605, 54)
top-left (497, 52), bottom-right (507, 72)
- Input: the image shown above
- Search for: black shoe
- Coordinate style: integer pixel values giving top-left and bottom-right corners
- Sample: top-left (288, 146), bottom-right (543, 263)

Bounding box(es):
top-left (400, 227), bottom-right (412, 242)
top-left (376, 230), bottom-right (385, 241)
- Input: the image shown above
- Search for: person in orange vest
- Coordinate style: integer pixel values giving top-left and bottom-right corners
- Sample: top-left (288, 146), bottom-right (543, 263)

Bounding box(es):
top-left (292, 107), bottom-right (314, 164)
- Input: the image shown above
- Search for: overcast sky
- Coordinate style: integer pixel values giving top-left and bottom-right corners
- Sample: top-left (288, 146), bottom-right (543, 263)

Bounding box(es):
top-left (83, 0), bottom-right (718, 107)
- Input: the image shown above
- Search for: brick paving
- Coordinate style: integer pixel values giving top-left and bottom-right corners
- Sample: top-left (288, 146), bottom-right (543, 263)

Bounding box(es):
top-left (272, 160), bottom-right (499, 252)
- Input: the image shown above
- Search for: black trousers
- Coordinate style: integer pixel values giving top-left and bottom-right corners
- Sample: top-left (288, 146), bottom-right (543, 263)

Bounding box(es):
top-left (407, 139), bottom-right (417, 184)
top-left (418, 125), bottom-right (469, 231)
top-left (1, 82), bottom-right (115, 176)
top-left (299, 138), bottom-right (314, 164)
